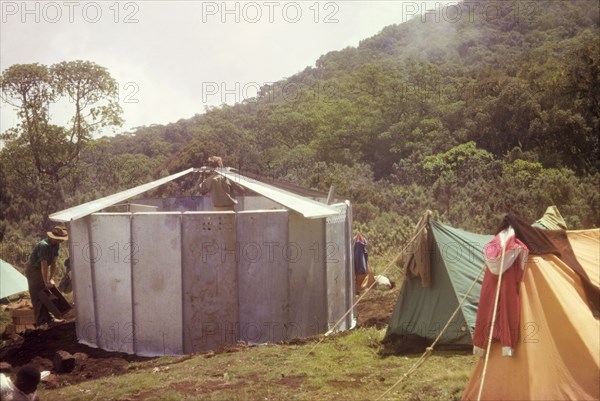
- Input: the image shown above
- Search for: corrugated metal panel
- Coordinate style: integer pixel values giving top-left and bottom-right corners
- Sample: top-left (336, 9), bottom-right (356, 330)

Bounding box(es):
top-left (217, 169), bottom-right (338, 219)
top-left (50, 168), bottom-right (194, 222)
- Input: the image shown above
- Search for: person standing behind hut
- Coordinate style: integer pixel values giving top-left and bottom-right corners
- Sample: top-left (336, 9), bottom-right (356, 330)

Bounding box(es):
top-left (354, 233), bottom-right (372, 291)
top-left (25, 225), bottom-right (68, 328)
top-left (199, 156), bottom-right (244, 211)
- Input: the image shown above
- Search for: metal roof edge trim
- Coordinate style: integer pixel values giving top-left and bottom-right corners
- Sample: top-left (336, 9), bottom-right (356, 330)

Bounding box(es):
top-left (228, 168), bottom-right (331, 199)
top-left (216, 169), bottom-right (339, 219)
top-left (49, 168), bottom-right (195, 222)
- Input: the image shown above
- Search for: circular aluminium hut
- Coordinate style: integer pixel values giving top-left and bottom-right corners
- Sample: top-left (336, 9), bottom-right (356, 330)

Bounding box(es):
top-left (51, 168), bottom-right (354, 356)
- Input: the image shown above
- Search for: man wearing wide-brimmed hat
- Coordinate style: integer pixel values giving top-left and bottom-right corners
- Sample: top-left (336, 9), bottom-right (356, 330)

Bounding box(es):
top-left (25, 225), bottom-right (69, 328)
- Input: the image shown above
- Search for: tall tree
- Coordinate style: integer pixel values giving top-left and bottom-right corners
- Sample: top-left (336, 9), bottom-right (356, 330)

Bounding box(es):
top-left (0, 61), bottom-right (123, 224)
top-left (51, 60), bottom-right (123, 164)
top-left (1, 64), bottom-right (54, 177)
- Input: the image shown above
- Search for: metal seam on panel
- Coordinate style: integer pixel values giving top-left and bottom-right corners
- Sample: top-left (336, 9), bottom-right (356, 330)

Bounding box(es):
top-left (87, 216), bottom-right (101, 349)
top-left (179, 212), bottom-right (185, 354)
top-left (130, 213), bottom-right (137, 355)
top-left (346, 201), bottom-right (354, 328)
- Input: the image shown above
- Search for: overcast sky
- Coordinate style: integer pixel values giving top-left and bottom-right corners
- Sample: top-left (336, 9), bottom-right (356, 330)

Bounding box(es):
top-left (1, 0), bottom-right (455, 137)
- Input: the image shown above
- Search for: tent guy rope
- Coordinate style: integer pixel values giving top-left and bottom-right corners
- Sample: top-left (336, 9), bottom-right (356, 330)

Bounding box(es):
top-left (304, 252), bottom-right (403, 358)
top-left (304, 222), bottom-right (429, 358)
top-left (375, 263), bottom-right (486, 401)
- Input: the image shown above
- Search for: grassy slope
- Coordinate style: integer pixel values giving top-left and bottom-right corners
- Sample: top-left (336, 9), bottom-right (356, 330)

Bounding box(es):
top-left (39, 327), bottom-right (476, 401)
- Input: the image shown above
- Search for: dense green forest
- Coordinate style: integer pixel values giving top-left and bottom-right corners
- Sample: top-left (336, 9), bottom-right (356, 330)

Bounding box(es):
top-left (1, 0), bottom-right (599, 265)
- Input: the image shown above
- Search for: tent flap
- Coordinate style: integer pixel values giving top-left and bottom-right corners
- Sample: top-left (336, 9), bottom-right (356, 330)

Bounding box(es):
top-left (0, 259), bottom-right (28, 299)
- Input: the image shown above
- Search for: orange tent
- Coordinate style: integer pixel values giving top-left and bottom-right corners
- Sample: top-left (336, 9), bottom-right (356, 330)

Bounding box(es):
top-left (462, 229), bottom-right (600, 400)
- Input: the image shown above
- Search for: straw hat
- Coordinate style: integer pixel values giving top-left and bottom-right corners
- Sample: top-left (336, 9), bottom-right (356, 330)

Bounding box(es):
top-left (47, 225), bottom-right (68, 241)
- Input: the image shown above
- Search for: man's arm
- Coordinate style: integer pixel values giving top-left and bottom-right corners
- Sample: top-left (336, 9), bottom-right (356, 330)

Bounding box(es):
top-left (199, 176), bottom-right (211, 195)
top-left (41, 260), bottom-right (51, 288)
top-left (39, 243), bottom-right (56, 288)
top-left (49, 258), bottom-right (57, 287)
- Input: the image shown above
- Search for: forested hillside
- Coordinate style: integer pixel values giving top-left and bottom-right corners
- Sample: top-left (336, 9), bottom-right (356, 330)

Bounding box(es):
top-left (1, 0), bottom-right (599, 264)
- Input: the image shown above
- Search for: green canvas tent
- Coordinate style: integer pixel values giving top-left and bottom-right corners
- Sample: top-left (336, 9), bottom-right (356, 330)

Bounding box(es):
top-left (383, 214), bottom-right (492, 349)
top-left (0, 259), bottom-right (29, 299)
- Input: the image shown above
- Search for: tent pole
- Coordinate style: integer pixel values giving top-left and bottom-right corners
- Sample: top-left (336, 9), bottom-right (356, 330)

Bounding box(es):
top-left (476, 231), bottom-right (509, 401)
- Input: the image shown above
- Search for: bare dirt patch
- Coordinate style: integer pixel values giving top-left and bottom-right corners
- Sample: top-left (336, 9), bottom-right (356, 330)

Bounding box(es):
top-left (355, 288), bottom-right (398, 329)
top-left (327, 378), bottom-right (359, 387)
top-left (0, 321), bottom-right (151, 388)
top-left (273, 374), bottom-right (307, 389)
